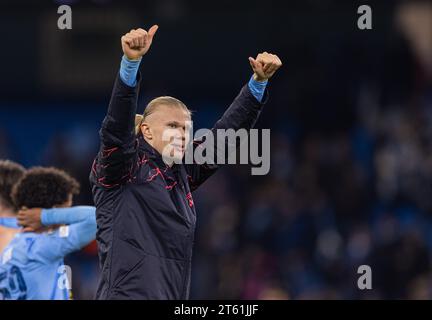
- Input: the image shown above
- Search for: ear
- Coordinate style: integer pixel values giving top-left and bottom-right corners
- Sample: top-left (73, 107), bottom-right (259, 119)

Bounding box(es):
top-left (141, 122), bottom-right (152, 140)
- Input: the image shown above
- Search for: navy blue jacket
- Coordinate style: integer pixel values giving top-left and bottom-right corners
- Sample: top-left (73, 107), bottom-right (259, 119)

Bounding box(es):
top-left (90, 73), bottom-right (268, 299)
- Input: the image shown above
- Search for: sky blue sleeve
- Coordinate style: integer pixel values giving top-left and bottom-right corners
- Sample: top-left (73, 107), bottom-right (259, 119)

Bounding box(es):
top-left (247, 75), bottom-right (268, 102)
top-left (0, 217), bottom-right (20, 229)
top-left (119, 55), bottom-right (141, 87)
top-left (41, 206), bottom-right (95, 226)
top-left (31, 206), bottom-right (97, 262)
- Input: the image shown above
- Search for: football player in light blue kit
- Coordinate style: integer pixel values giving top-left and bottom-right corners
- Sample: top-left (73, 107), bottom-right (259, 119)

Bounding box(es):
top-left (0, 167), bottom-right (96, 300)
top-left (0, 160), bottom-right (26, 253)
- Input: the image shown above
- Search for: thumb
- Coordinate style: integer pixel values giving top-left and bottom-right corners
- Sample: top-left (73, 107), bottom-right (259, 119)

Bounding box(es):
top-left (22, 227), bottom-right (35, 233)
top-left (249, 57), bottom-right (258, 71)
top-left (148, 25), bottom-right (159, 40)
top-left (249, 57), bottom-right (263, 74)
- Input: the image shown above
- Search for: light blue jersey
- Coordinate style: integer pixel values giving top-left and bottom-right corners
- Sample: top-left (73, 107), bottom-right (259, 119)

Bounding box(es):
top-left (0, 206), bottom-right (96, 300)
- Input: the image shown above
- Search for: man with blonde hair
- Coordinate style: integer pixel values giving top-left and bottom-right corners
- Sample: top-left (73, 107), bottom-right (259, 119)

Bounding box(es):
top-left (90, 24), bottom-right (282, 299)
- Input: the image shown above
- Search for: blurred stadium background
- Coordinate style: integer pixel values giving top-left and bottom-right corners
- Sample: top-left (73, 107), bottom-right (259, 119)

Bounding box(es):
top-left (1, 0), bottom-right (432, 299)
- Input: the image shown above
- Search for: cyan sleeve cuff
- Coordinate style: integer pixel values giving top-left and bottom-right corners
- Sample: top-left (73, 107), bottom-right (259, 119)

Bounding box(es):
top-left (41, 208), bottom-right (52, 226)
top-left (248, 75), bottom-right (268, 103)
top-left (119, 55), bottom-right (142, 87)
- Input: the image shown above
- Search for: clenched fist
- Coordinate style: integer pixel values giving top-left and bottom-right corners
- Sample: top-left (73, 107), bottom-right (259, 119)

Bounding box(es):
top-left (249, 52), bottom-right (282, 81)
top-left (121, 25), bottom-right (159, 60)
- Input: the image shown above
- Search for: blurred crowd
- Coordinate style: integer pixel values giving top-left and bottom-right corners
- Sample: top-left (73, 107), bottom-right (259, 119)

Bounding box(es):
top-left (1, 1), bottom-right (432, 299)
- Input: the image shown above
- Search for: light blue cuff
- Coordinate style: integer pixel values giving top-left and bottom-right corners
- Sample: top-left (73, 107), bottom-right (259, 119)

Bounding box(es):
top-left (41, 209), bottom-right (53, 226)
top-left (248, 75), bottom-right (268, 102)
top-left (119, 55), bottom-right (142, 87)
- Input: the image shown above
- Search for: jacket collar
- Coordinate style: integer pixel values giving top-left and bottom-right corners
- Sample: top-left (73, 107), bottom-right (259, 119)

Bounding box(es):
top-left (137, 134), bottom-right (169, 169)
top-left (137, 134), bottom-right (184, 176)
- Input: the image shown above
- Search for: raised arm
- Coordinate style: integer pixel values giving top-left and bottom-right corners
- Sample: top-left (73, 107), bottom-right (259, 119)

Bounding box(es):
top-left (92, 25), bottom-right (158, 188)
top-left (18, 206), bottom-right (97, 261)
top-left (185, 52), bottom-right (282, 190)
